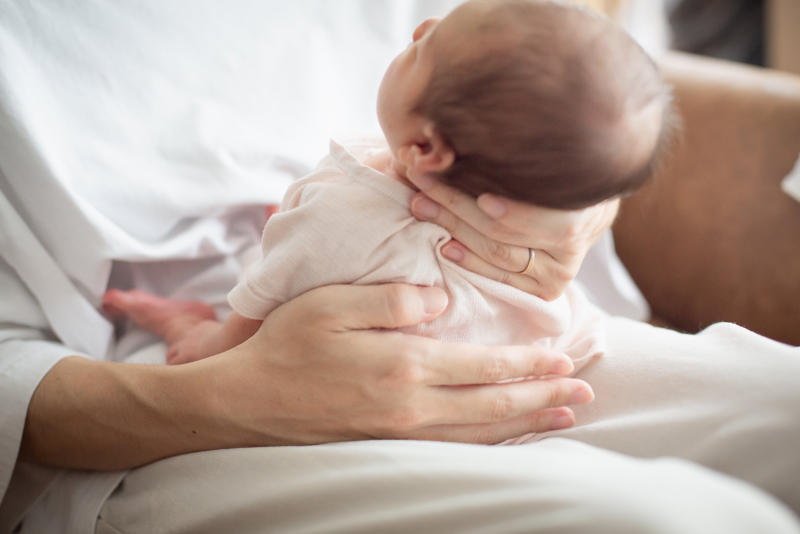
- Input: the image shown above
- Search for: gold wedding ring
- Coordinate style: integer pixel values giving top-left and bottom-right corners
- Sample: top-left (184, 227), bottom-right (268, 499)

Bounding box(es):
top-left (519, 248), bottom-right (535, 275)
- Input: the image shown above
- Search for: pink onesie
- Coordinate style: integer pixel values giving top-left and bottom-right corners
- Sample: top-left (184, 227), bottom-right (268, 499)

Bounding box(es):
top-left (228, 138), bottom-right (605, 374)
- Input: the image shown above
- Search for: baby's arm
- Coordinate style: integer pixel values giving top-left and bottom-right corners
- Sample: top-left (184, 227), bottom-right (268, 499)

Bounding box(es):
top-left (102, 290), bottom-right (261, 364)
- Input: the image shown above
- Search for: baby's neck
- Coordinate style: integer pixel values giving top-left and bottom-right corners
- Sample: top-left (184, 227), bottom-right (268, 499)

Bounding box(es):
top-left (363, 148), bottom-right (418, 191)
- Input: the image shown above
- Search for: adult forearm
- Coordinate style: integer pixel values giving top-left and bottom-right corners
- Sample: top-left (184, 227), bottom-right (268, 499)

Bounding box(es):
top-left (20, 284), bottom-right (594, 470)
top-left (20, 356), bottom-right (239, 471)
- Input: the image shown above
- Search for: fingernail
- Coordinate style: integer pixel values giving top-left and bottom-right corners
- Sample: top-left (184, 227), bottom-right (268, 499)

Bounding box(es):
top-left (549, 357), bottom-right (574, 375)
top-left (441, 242), bottom-right (465, 262)
top-left (570, 385), bottom-right (594, 404)
top-left (419, 287), bottom-right (448, 315)
top-left (551, 414), bottom-right (574, 430)
top-left (411, 196), bottom-right (440, 219)
top-left (477, 194), bottom-right (506, 218)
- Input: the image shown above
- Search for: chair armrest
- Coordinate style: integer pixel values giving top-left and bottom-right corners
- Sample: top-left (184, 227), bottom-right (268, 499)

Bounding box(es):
top-left (613, 52), bottom-right (800, 345)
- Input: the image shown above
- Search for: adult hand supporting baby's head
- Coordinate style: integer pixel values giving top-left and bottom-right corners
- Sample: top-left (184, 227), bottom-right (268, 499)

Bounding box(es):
top-left (409, 177), bottom-right (619, 301)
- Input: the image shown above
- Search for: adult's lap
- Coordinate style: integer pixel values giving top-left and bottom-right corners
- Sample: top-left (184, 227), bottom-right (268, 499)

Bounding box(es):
top-left (97, 438), bottom-right (799, 534)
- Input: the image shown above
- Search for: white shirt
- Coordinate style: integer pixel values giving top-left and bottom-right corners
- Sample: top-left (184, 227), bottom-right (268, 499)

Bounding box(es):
top-left (0, 2), bottom-right (648, 532)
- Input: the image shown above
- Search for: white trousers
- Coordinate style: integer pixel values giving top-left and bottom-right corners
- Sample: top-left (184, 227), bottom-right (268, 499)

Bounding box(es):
top-left (96, 318), bottom-right (800, 533)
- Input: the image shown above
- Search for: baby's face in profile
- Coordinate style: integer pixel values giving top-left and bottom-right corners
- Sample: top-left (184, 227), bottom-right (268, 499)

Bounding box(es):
top-left (376, 1), bottom-right (485, 179)
top-left (376, 16), bottom-right (441, 167)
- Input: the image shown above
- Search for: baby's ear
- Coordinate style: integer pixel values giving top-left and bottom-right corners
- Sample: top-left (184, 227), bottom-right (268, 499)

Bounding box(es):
top-left (407, 122), bottom-right (455, 176)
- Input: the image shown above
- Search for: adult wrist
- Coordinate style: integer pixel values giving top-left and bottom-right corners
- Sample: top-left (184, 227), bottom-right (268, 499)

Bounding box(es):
top-left (21, 356), bottom-right (244, 470)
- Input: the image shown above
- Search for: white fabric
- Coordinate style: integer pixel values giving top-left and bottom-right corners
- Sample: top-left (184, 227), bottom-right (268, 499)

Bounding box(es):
top-left (574, 230), bottom-right (650, 320)
top-left (617, 0), bottom-right (670, 58)
top-left (781, 152), bottom-right (800, 204)
top-left (94, 318), bottom-right (800, 534)
top-left (0, 1), bottom-right (652, 532)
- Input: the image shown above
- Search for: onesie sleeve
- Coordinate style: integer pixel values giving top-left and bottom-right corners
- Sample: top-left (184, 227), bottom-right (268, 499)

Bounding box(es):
top-left (227, 175), bottom-right (413, 319)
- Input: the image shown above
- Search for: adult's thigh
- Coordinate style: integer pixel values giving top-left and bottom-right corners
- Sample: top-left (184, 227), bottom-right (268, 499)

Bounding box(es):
top-left (542, 317), bottom-right (800, 512)
top-left (96, 438), bottom-right (799, 534)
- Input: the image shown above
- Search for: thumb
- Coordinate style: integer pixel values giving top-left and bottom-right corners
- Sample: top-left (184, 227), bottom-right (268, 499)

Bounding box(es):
top-left (315, 283), bottom-right (448, 331)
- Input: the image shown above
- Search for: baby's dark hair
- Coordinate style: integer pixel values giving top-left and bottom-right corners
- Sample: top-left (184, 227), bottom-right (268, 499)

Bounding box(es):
top-left (415, 0), bottom-right (678, 209)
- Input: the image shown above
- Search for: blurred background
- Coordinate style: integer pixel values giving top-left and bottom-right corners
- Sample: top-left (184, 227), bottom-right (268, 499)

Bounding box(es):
top-left (584, 0), bottom-right (799, 74)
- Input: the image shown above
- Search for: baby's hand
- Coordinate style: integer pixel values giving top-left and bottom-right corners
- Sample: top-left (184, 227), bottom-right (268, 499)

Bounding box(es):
top-left (409, 178), bottom-right (619, 301)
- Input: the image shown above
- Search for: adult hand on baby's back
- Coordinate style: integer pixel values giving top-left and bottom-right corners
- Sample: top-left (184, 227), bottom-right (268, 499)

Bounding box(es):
top-left (409, 178), bottom-right (619, 301)
top-left (209, 283), bottom-right (594, 445)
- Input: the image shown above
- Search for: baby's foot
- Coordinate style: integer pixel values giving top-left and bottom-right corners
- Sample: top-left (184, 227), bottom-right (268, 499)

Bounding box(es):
top-left (102, 289), bottom-right (217, 344)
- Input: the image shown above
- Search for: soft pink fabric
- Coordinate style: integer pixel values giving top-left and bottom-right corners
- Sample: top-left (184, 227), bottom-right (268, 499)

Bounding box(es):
top-left (228, 138), bottom-right (605, 371)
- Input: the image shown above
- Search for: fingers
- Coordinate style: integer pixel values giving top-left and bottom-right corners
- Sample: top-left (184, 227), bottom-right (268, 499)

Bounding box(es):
top-left (411, 175), bottom-right (504, 239)
top-left (227, 282), bottom-right (596, 446)
top-left (399, 336), bottom-right (575, 386)
top-left (410, 193), bottom-right (577, 283)
top-left (410, 190), bottom-right (609, 300)
top-left (271, 284), bottom-right (576, 385)
top-left (476, 195), bottom-right (621, 265)
top-left (411, 179), bottom-right (577, 250)
top-left (411, 189), bottom-right (619, 265)
top-left (440, 241), bottom-right (570, 301)
top-left (294, 283), bottom-right (449, 331)
top-left (392, 374), bottom-right (593, 442)
top-left (357, 333), bottom-right (593, 433)
top-left (426, 377), bottom-right (594, 426)
top-left (413, 194), bottom-right (530, 273)
top-left (406, 407), bottom-right (576, 444)
top-left (476, 194), bottom-right (588, 249)
top-left (368, 375), bottom-right (593, 441)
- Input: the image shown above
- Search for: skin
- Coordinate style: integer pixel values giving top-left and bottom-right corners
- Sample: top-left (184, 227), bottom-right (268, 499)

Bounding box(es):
top-left (381, 1), bottom-right (621, 301)
top-left (103, 289), bottom-right (261, 365)
top-left (96, 14), bottom-right (443, 365)
top-left (411, 189), bottom-right (620, 301)
top-left (21, 0), bottom-right (616, 469)
top-left (24, 284), bottom-right (593, 469)
top-left (103, 9), bottom-right (459, 365)
top-left (104, 1), bottom-right (620, 363)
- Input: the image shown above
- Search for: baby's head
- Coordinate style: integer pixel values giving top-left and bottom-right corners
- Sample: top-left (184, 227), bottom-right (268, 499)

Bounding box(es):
top-left (377, 0), bottom-right (677, 209)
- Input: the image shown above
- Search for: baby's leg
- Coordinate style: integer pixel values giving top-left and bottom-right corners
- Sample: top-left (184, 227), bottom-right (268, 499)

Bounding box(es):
top-left (103, 290), bottom-right (225, 363)
top-left (103, 289), bottom-right (217, 344)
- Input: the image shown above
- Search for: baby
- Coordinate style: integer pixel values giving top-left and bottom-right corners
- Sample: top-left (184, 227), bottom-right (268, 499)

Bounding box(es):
top-left (105, 0), bottom-right (675, 372)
